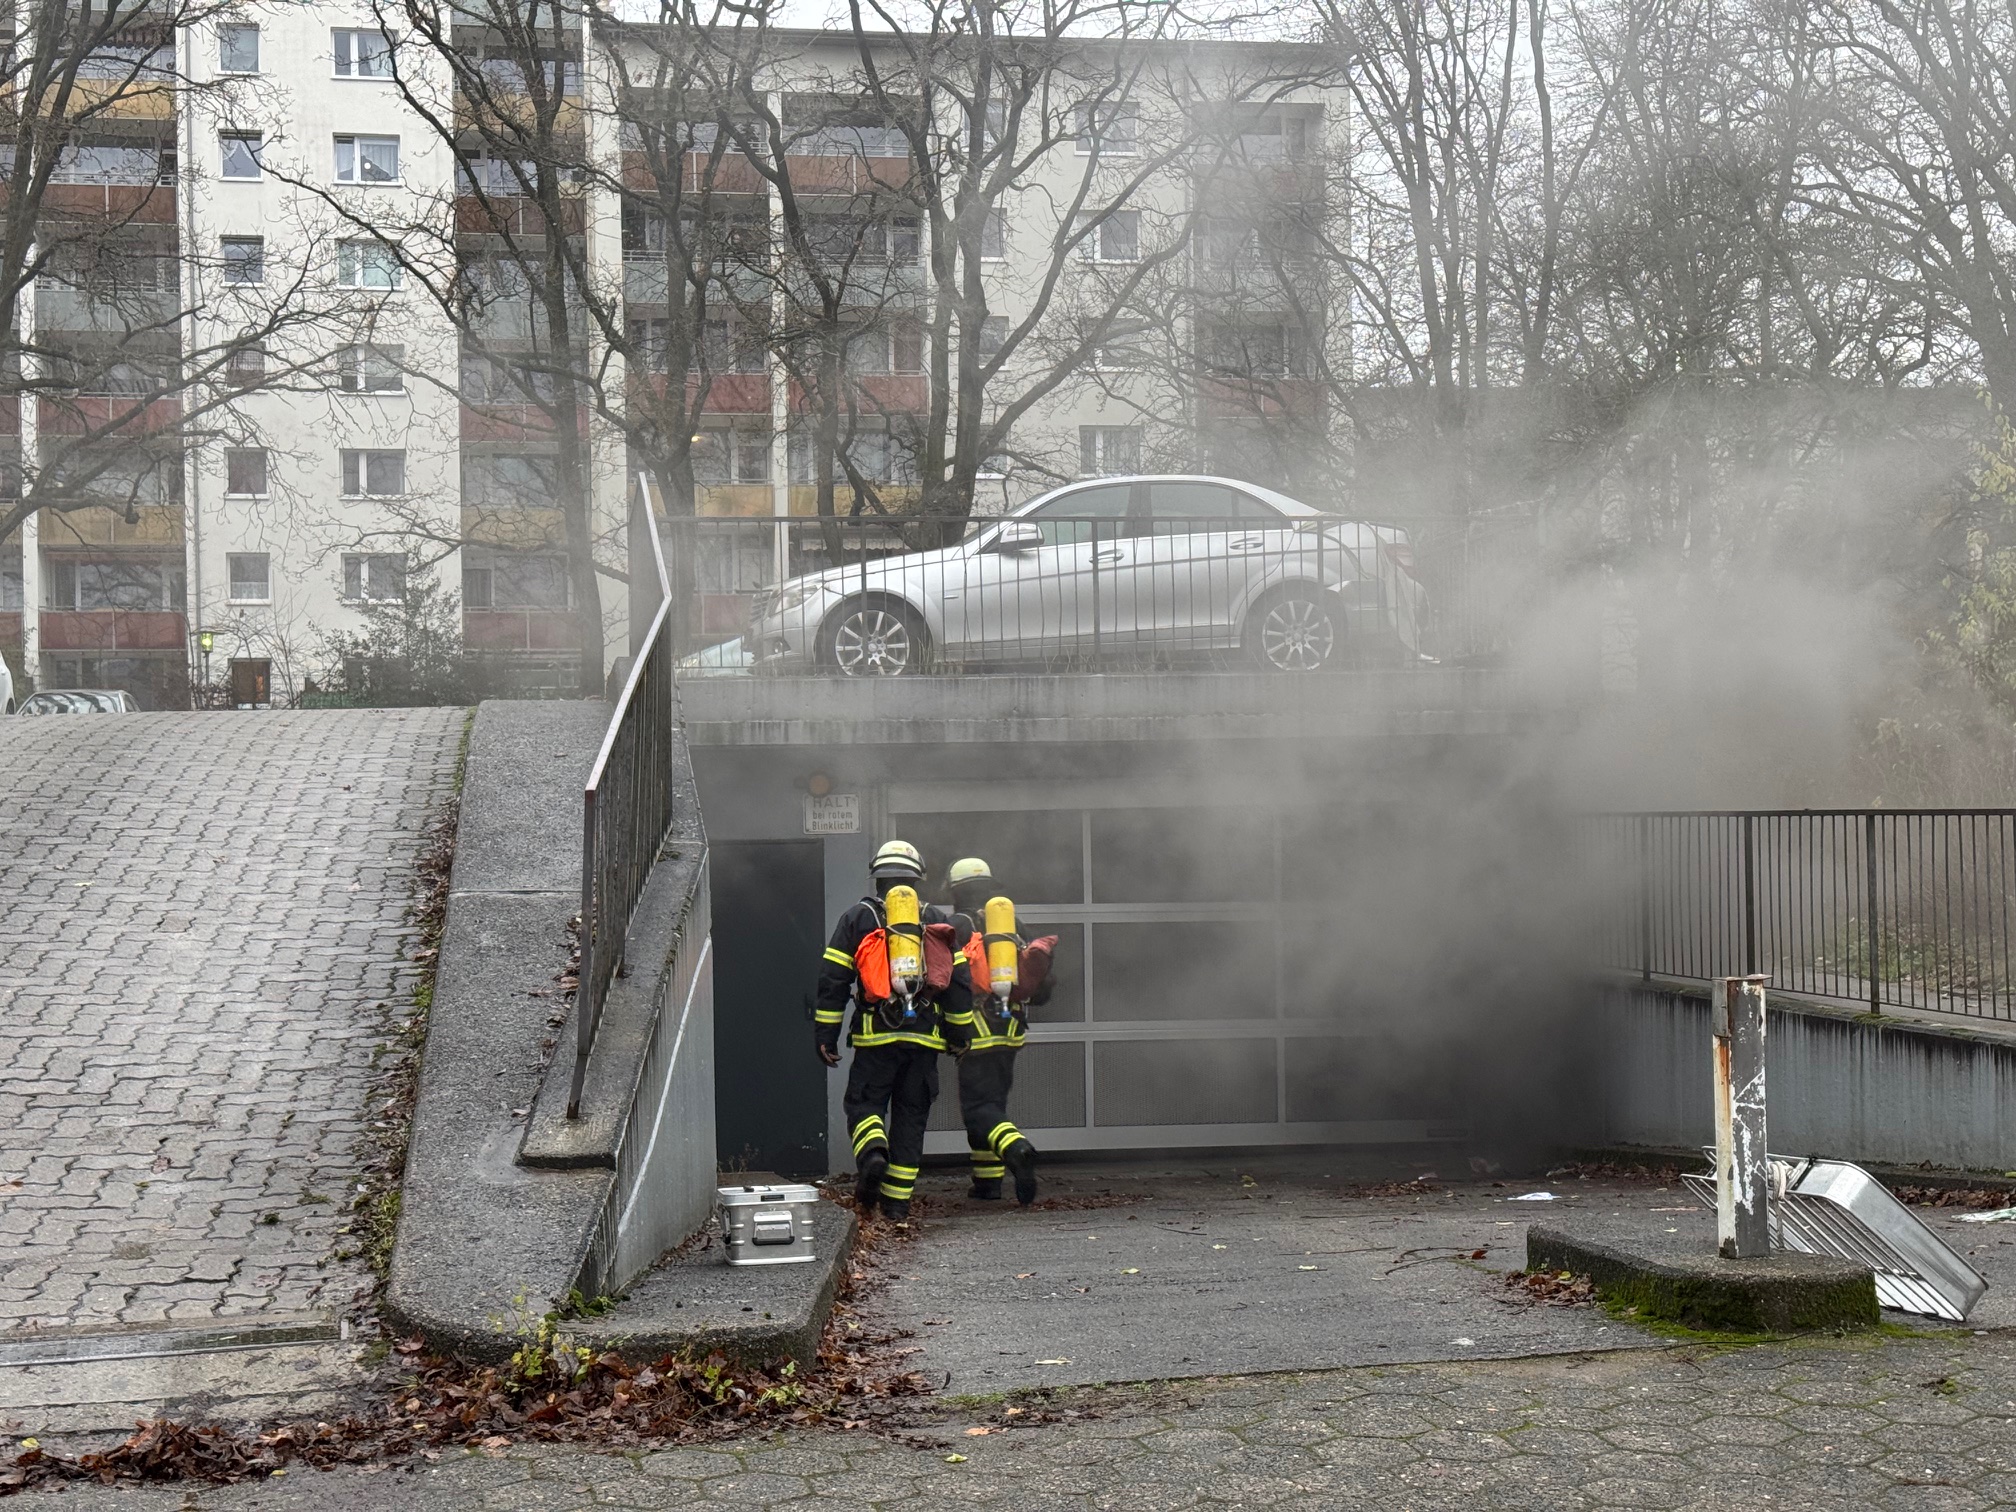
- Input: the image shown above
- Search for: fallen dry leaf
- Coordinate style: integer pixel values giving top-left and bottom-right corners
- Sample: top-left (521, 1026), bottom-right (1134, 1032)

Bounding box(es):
top-left (964, 1427), bottom-right (993, 1437)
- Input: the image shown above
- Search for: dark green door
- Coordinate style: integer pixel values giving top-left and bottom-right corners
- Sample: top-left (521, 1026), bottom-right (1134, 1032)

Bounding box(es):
top-left (713, 840), bottom-right (828, 1176)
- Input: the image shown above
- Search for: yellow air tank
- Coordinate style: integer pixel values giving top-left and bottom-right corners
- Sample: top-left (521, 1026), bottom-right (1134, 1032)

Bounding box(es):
top-left (884, 884), bottom-right (923, 995)
top-left (985, 896), bottom-right (1019, 1002)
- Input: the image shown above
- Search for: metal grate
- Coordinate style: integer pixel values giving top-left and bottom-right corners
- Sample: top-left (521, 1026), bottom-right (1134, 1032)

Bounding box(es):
top-left (1681, 1155), bottom-right (1986, 1322)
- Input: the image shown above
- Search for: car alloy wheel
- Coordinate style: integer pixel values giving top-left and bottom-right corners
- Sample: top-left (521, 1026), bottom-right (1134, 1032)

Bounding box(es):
top-left (1256, 594), bottom-right (1337, 672)
top-left (830, 605), bottom-right (922, 676)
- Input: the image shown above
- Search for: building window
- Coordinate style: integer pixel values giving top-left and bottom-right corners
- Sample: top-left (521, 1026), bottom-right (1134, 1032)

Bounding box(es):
top-left (463, 551), bottom-right (568, 610)
top-left (337, 343), bottom-right (404, 393)
top-left (333, 29), bottom-right (395, 78)
top-left (340, 449), bottom-right (405, 496)
top-left (0, 555), bottom-right (22, 611)
top-left (341, 553), bottom-right (405, 602)
top-left (224, 447), bottom-right (268, 496)
top-left (1080, 425), bottom-right (1141, 476)
top-left (50, 144), bottom-right (175, 186)
top-left (43, 556), bottom-right (185, 612)
top-left (220, 132), bottom-right (263, 180)
top-left (218, 23), bottom-right (259, 74)
top-left (1076, 100), bottom-right (1138, 155)
top-left (1209, 322), bottom-right (1296, 378)
top-left (980, 207), bottom-right (1007, 260)
top-left (227, 552), bottom-right (271, 602)
top-left (691, 429), bottom-right (771, 486)
top-left (334, 135), bottom-right (399, 184)
top-left (336, 240), bottom-right (401, 289)
top-left (221, 236), bottom-right (264, 285)
top-left (845, 318), bottom-right (923, 376)
top-left (976, 315), bottom-right (1008, 364)
top-left (461, 453), bottom-right (557, 508)
top-left (226, 341), bottom-right (265, 385)
top-left (1078, 210), bottom-right (1139, 263)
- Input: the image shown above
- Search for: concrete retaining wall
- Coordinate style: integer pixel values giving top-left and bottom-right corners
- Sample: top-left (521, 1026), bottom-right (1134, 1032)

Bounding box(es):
top-left (1600, 979), bottom-right (2016, 1172)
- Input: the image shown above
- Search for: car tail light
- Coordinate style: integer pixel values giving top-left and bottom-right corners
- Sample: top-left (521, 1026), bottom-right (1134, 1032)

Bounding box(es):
top-left (1381, 541), bottom-right (1419, 581)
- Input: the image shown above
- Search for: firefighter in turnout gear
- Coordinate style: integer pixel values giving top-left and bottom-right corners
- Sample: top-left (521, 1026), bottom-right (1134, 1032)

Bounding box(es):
top-left (945, 857), bottom-right (1056, 1205)
top-left (816, 840), bottom-right (976, 1221)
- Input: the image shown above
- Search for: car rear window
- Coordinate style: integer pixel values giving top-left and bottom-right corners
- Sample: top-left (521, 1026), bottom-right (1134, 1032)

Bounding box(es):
top-left (1145, 481), bottom-right (1279, 529)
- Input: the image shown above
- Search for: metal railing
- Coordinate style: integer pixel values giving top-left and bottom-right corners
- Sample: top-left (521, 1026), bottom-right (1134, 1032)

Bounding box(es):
top-left (1595, 810), bottom-right (2016, 1022)
top-left (661, 511), bottom-right (1483, 675)
top-left (571, 481), bottom-right (677, 1118)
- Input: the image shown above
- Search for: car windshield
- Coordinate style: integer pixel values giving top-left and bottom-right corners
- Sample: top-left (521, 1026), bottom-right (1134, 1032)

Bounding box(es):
top-left (23, 692), bottom-right (111, 713)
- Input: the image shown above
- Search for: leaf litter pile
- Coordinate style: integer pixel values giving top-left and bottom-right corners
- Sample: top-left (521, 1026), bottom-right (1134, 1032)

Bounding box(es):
top-left (1497, 1269), bottom-right (1598, 1307)
top-left (1, 1200), bottom-right (934, 1493)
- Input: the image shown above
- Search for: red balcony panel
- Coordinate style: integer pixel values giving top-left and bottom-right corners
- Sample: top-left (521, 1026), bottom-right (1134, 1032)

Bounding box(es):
top-left (524, 609), bottom-right (583, 651)
top-left (691, 372), bottom-right (770, 414)
top-left (780, 154), bottom-right (911, 195)
top-left (0, 610), bottom-right (22, 649)
top-left (462, 610), bottom-right (525, 650)
top-left (1200, 377), bottom-right (1323, 421)
top-left (38, 396), bottom-right (184, 437)
top-left (857, 375), bottom-right (927, 411)
top-left (0, 398), bottom-right (18, 436)
top-left (459, 402), bottom-right (592, 443)
top-left (41, 610), bottom-right (187, 651)
top-left (36, 183), bottom-right (176, 225)
top-left (455, 194), bottom-right (586, 237)
top-left (464, 608), bottom-right (584, 652)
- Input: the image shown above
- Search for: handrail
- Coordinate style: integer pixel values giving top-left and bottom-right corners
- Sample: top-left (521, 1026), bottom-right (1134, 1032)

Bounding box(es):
top-left (571, 478), bottom-right (675, 1118)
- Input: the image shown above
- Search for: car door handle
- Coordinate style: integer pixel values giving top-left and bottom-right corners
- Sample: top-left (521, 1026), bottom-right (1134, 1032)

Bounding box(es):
top-left (1092, 549), bottom-right (1126, 564)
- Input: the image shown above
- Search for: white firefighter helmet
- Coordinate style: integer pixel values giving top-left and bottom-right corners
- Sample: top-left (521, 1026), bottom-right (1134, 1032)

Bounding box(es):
top-left (947, 856), bottom-right (993, 889)
top-left (871, 839), bottom-right (925, 881)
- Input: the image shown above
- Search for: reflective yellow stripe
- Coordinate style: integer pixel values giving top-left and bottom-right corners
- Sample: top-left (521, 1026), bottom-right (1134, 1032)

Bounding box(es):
top-left (824, 947), bottom-right (855, 967)
top-left (941, 1009), bottom-right (977, 1025)
top-left (850, 1117), bottom-right (886, 1154)
top-left (970, 1157), bottom-right (1006, 1177)
top-left (850, 1030), bottom-right (946, 1049)
top-left (885, 1164), bottom-right (919, 1179)
top-left (989, 1122), bottom-right (1024, 1154)
top-left (814, 1010), bottom-right (844, 1024)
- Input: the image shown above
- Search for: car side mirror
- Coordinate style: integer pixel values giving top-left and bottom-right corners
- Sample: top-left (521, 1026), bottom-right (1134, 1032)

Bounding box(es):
top-left (990, 521), bottom-right (1044, 553)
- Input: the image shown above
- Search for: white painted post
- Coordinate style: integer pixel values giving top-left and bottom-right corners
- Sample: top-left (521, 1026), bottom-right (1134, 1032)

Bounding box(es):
top-left (1713, 974), bottom-right (1771, 1258)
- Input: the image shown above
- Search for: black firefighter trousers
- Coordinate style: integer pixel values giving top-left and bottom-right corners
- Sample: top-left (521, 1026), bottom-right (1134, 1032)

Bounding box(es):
top-left (957, 1048), bottom-right (1033, 1179)
top-left (843, 1042), bottom-right (938, 1206)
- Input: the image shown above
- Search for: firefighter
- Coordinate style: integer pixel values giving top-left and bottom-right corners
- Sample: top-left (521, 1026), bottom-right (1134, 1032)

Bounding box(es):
top-left (944, 857), bottom-right (1054, 1206)
top-left (816, 840), bottom-right (975, 1221)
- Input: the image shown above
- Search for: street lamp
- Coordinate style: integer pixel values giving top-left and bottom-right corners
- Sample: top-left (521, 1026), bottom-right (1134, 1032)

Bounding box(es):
top-left (197, 630), bottom-right (213, 698)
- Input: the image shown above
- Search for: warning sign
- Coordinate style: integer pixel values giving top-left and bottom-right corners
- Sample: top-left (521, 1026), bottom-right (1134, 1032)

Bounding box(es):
top-left (803, 793), bottom-right (860, 835)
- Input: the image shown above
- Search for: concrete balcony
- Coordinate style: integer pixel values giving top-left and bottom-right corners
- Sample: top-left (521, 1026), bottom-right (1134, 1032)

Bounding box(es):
top-left (36, 504), bottom-right (183, 548)
top-left (459, 402), bottom-right (591, 442)
top-left (37, 280), bottom-right (178, 336)
top-left (33, 183), bottom-right (175, 226)
top-left (465, 606), bottom-right (581, 653)
top-left (37, 395), bottom-right (182, 437)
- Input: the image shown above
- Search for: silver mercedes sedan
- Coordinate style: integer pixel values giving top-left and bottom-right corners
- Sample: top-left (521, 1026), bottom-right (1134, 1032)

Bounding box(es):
top-left (744, 476), bottom-right (1429, 675)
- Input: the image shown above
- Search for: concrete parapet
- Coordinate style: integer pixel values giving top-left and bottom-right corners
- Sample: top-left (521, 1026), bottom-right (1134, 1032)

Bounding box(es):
top-left (676, 669), bottom-right (1559, 747)
top-left (1527, 1225), bottom-right (1878, 1334)
top-left (1599, 977), bottom-right (2016, 1173)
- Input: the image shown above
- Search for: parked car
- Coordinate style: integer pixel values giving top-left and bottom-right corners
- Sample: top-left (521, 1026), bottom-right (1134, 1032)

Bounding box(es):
top-left (15, 689), bottom-right (139, 715)
top-left (745, 476), bottom-right (1429, 675)
top-left (676, 636), bottom-right (756, 677)
top-left (0, 657), bottom-right (12, 714)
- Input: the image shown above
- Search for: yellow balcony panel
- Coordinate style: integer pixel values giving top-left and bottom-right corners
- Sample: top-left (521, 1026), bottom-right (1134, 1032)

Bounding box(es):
top-left (38, 502), bottom-right (183, 547)
top-left (786, 484), bottom-right (922, 517)
top-left (43, 78), bottom-right (178, 121)
top-left (696, 483), bottom-right (772, 518)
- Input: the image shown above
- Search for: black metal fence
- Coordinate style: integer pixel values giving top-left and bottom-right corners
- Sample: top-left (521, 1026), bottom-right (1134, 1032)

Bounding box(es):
top-left (572, 485), bottom-right (678, 1118)
top-left (663, 512), bottom-right (1472, 674)
top-left (1596, 810), bottom-right (2016, 1022)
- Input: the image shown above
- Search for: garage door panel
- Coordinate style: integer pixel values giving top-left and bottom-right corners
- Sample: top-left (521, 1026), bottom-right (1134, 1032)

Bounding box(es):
top-left (892, 809), bottom-right (1085, 904)
top-left (1094, 1038), bottom-right (1275, 1126)
top-left (1093, 922), bottom-right (1275, 1020)
top-left (927, 1041), bottom-right (1088, 1132)
top-left (1090, 809), bottom-right (1275, 903)
top-left (1283, 1035), bottom-right (1461, 1123)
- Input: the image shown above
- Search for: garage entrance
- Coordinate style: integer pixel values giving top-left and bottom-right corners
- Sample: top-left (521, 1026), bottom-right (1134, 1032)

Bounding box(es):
top-left (890, 780), bottom-right (1463, 1155)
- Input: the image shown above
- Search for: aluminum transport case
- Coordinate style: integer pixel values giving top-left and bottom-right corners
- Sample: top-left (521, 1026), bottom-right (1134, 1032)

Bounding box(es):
top-left (717, 1184), bottom-right (820, 1266)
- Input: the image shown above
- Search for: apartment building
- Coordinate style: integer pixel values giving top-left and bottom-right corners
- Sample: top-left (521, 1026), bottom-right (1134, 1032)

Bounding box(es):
top-left (0, 12), bottom-right (1343, 705)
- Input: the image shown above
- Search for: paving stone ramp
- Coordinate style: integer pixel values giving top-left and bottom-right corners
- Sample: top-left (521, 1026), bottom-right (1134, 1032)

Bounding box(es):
top-left (0, 709), bottom-right (463, 1337)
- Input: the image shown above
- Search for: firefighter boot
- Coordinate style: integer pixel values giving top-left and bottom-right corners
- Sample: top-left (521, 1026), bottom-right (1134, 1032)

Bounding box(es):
top-left (880, 1196), bottom-right (912, 1222)
top-left (854, 1149), bottom-right (889, 1212)
top-left (967, 1176), bottom-right (1003, 1201)
top-left (1003, 1140), bottom-right (1038, 1206)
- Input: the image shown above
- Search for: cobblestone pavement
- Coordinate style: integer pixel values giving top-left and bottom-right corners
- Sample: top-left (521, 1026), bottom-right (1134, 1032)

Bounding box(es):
top-left (39, 1330), bottom-right (2016, 1509)
top-left (0, 709), bottom-right (463, 1336)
